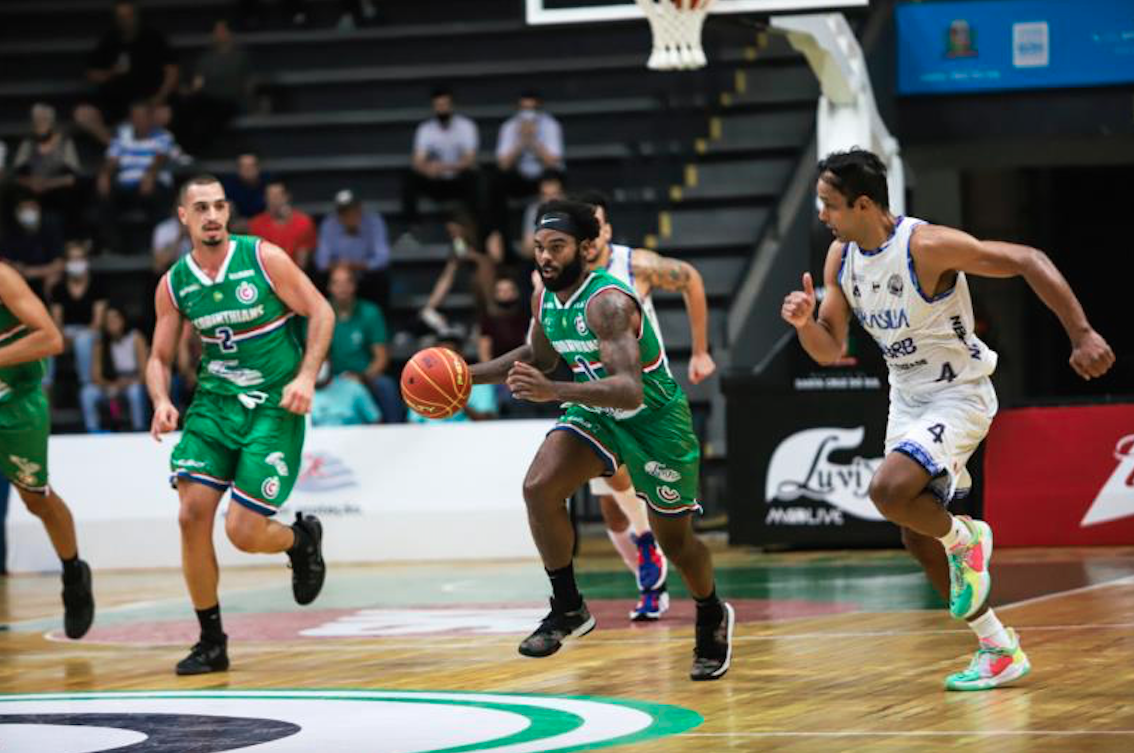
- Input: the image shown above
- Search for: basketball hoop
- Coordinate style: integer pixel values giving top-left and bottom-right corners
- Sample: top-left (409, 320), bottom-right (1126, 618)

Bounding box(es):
top-left (635, 0), bottom-right (716, 71)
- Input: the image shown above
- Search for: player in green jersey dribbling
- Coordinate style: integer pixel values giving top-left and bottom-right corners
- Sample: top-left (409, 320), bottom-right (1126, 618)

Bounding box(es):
top-left (470, 200), bottom-right (734, 681)
top-left (147, 175), bottom-right (334, 675)
top-left (0, 262), bottom-right (94, 639)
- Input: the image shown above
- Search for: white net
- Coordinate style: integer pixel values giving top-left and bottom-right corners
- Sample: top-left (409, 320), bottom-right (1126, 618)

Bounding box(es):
top-left (635, 0), bottom-right (716, 71)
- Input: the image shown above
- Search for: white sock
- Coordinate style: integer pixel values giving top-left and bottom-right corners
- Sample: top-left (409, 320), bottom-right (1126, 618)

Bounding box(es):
top-left (606, 527), bottom-right (639, 575)
top-left (969, 609), bottom-right (1011, 647)
top-left (938, 515), bottom-right (973, 552)
top-left (612, 487), bottom-right (651, 536)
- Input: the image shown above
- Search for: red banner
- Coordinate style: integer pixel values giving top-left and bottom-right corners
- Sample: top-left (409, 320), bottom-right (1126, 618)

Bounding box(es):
top-left (984, 404), bottom-right (1134, 546)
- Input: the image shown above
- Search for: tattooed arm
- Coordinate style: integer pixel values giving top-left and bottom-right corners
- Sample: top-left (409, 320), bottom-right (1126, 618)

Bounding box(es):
top-left (631, 248), bottom-right (715, 383)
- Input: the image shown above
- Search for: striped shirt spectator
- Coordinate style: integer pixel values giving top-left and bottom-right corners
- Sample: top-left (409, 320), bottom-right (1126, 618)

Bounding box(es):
top-left (108, 119), bottom-right (176, 187)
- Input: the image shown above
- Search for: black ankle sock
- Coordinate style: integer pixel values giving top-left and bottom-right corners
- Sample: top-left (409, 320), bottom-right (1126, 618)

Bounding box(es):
top-left (695, 587), bottom-right (724, 626)
top-left (196, 605), bottom-right (226, 645)
top-left (546, 563), bottom-right (582, 612)
top-left (61, 555), bottom-right (82, 584)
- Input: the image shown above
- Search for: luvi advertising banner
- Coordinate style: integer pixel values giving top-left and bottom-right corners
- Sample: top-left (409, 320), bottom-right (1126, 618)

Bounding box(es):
top-left (897, 0), bottom-right (1134, 95)
top-left (6, 421), bottom-right (551, 573)
top-left (984, 404), bottom-right (1134, 546)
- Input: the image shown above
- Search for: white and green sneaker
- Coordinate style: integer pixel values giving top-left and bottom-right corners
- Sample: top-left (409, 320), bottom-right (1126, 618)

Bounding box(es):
top-left (945, 628), bottom-right (1031, 691)
top-left (948, 516), bottom-right (993, 620)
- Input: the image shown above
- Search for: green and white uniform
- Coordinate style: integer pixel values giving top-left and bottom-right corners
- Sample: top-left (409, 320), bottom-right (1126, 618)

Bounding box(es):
top-left (0, 300), bottom-right (50, 494)
top-left (542, 269), bottom-right (701, 515)
top-left (167, 235), bottom-right (305, 515)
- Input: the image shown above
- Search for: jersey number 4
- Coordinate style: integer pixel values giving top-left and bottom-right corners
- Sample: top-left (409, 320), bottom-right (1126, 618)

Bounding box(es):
top-left (216, 326), bottom-right (238, 353)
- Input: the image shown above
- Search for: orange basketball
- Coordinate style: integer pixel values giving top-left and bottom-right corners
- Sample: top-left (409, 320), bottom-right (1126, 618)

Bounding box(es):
top-left (400, 346), bottom-right (473, 420)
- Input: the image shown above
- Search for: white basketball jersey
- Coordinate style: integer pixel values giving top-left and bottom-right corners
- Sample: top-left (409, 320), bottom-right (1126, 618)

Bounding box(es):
top-left (604, 243), bottom-right (665, 349)
top-left (838, 216), bottom-right (997, 396)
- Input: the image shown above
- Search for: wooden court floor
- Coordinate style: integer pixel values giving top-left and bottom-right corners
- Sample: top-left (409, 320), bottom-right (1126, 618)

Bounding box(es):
top-left (2, 541), bottom-right (1133, 752)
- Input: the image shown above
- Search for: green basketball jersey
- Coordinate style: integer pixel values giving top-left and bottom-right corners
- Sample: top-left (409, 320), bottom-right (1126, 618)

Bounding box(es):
top-left (0, 295), bottom-right (47, 405)
top-left (540, 269), bottom-right (681, 420)
top-left (166, 234), bottom-right (302, 400)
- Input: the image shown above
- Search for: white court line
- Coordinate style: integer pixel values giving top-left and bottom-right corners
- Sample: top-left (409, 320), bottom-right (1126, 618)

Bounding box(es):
top-left (998, 574), bottom-right (1134, 611)
top-left (680, 731), bottom-right (1134, 738)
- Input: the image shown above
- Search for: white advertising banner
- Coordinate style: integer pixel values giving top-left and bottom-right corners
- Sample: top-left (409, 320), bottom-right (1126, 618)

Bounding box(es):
top-left (5, 420), bottom-right (553, 573)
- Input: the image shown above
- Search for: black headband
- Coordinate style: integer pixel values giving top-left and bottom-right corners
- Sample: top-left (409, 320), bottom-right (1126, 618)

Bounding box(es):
top-left (534, 211), bottom-right (582, 239)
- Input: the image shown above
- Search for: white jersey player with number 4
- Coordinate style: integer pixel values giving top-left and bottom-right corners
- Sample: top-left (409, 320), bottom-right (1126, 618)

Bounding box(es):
top-left (784, 150), bottom-right (1114, 692)
top-left (838, 213), bottom-right (997, 504)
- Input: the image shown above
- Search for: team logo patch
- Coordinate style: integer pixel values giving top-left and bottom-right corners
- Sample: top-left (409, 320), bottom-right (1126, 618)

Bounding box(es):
top-left (10, 455), bottom-right (41, 487)
top-left (213, 290), bottom-right (224, 302)
top-left (262, 476), bottom-right (281, 500)
top-left (265, 451), bottom-right (290, 477)
top-left (656, 485), bottom-right (681, 503)
top-left (887, 273), bottom-right (904, 296)
top-left (575, 314), bottom-right (587, 335)
top-left (645, 461), bottom-right (682, 482)
top-left (236, 281), bottom-right (259, 304)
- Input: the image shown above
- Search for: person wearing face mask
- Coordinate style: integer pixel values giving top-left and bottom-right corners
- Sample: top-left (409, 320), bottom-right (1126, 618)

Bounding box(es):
top-left (401, 86), bottom-right (483, 233)
top-left (477, 272), bottom-right (544, 418)
top-left (12, 104), bottom-right (83, 235)
top-left (49, 241), bottom-right (108, 393)
top-left (489, 91), bottom-right (565, 251)
top-left (2, 197), bottom-right (65, 301)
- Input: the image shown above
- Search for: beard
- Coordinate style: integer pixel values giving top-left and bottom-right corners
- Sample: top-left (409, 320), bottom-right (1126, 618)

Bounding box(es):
top-left (542, 250), bottom-right (585, 292)
top-left (201, 234), bottom-right (224, 247)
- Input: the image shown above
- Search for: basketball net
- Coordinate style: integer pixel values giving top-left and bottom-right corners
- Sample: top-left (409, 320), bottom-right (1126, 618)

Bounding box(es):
top-left (635, 0), bottom-right (716, 71)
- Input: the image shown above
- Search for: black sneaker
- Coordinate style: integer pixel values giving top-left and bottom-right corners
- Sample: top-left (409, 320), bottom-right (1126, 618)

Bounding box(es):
top-left (518, 598), bottom-right (595, 658)
top-left (175, 640), bottom-right (229, 676)
top-left (691, 601), bottom-right (735, 681)
top-left (288, 513), bottom-right (325, 606)
top-left (61, 559), bottom-right (95, 639)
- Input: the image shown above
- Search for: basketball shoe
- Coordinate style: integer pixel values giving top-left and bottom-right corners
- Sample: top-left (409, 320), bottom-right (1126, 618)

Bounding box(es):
top-left (945, 629), bottom-right (1031, 691)
top-left (518, 598), bottom-right (595, 657)
top-left (630, 585), bottom-right (669, 621)
top-left (61, 559), bottom-right (95, 639)
top-left (691, 601), bottom-right (734, 681)
top-left (948, 516), bottom-right (992, 620)
top-left (635, 531), bottom-right (667, 591)
top-left (288, 513), bottom-right (325, 606)
top-left (176, 640), bottom-right (230, 676)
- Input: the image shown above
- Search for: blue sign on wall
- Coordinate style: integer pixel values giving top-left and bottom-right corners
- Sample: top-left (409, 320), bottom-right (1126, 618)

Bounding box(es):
top-left (897, 0), bottom-right (1134, 95)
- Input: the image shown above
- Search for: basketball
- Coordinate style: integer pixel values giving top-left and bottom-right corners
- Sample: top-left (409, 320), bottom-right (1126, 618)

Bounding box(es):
top-left (400, 346), bottom-right (473, 420)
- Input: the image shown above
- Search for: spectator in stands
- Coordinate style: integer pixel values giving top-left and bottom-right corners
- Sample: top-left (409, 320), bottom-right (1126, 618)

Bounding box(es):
top-left (249, 181), bottom-right (317, 269)
top-left (418, 211), bottom-right (496, 334)
top-left (74, 0), bottom-right (179, 147)
top-left (97, 101), bottom-right (177, 254)
top-left (174, 19), bottom-right (253, 154)
top-left (81, 307), bottom-right (149, 432)
top-left (312, 361), bottom-right (381, 427)
top-left (408, 331), bottom-right (498, 424)
top-left (520, 170), bottom-right (565, 260)
top-left (491, 91), bottom-right (564, 239)
top-left (401, 87), bottom-right (481, 232)
top-left (222, 152), bottom-right (269, 230)
top-left (325, 262), bottom-right (403, 423)
top-left (316, 189), bottom-right (390, 308)
top-left (478, 271), bottom-right (539, 417)
top-left (151, 199), bottom-right (192, 274)
top-left (49, 241), bottom-right (107, 394)
top-left (11, 104), bottom-right (84, 235)
top-left (2, 196), bottom-right (65, 300)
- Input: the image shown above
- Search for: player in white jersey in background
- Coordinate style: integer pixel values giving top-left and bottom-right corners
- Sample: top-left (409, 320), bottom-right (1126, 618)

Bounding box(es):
top-left (577, 191), bottom-right (716, 621)
top-left (783, 149), bottom-right (1114, 690)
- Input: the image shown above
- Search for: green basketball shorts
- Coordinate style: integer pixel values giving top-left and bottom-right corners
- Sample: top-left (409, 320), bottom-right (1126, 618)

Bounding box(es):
top-left (170, 390), bottom-right (306, 516)
top-left (552, 397), bottom-right (701, 516)
top-left (0, 389), bottom-right (50, 494)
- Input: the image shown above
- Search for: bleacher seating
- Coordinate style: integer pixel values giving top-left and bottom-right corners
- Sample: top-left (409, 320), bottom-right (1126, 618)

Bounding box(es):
top-left (0, 0), bottom-right (824, 472)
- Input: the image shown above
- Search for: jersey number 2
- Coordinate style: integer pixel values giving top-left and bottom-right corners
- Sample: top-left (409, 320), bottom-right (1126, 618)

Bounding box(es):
top-left (216, 326), bottom-right (238, 353)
